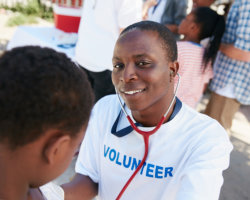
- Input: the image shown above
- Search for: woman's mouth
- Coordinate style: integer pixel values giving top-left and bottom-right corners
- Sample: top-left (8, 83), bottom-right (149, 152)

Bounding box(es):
top-left (123, 89), bottom-right (145, 95)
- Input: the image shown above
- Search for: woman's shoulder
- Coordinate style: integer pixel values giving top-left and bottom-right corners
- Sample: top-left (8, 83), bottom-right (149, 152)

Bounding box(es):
top-left (93, 94), bottom-right (121, 115)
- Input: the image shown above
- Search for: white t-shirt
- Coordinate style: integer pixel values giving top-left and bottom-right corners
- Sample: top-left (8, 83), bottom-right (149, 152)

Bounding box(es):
top-left (75, 0), bottom-right (142, 72)
top-left (76, 95), bottom-right (233, 200)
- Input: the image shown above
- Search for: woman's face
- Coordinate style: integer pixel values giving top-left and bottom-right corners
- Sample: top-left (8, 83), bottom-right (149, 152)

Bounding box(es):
top-left (112, 29), bottom-right (177, 115)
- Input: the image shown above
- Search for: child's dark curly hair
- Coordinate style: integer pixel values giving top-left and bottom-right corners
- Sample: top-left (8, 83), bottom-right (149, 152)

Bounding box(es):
top-left (0, 46), bottom-right (94, 149)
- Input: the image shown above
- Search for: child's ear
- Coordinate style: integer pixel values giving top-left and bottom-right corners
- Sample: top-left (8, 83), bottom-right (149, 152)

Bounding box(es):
top-left (43, 132), bottom-right (71, 165)
top-left (191, 23), bottom-right (201, 35)
top-left (190, 22), bottom-right (197, 31)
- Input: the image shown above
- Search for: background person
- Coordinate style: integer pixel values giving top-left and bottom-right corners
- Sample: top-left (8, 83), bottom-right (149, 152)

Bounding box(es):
top-left (143, 0), bottom-right (189, 37)
top-left (0, 46), bottom-right (94, 200)
top-left (75, 0), bottom-right (142, 102)
top-left (204, 0), bottom-right (250, 132)
top-left (62, 21), bottom-right (232, 200)
top-left (176, 7), bottom-right (225, 108)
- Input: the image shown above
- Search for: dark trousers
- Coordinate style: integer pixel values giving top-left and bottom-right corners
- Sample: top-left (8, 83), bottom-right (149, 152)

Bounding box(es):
top-left (80, 66), bottom-right (115, 102)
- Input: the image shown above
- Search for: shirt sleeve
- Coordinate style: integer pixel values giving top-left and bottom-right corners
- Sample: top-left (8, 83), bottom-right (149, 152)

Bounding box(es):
top-left (175, 123), bottom-right (233, 200)
top-left (116, 0), bottom-right (143, 29)
top-left (234, 0), bottom-right (250, 51)
top-left (75, 107), bottom-right (101, 183)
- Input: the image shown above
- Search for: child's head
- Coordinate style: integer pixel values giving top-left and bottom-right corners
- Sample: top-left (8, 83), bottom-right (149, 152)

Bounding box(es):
top-left (179, 7), bottom-right (225, 66)
top-left (0, 46), bottom-right (94, 187)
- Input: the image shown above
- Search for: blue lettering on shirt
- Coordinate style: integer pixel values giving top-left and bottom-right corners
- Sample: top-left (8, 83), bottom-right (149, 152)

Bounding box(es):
top-left (116, 152), bottom-right (122, 165)
top-left (103, 145), bottom-right (174, 179)
top-left (109, 149), bottom-right (116, 161)
top-left (104, 145), bottom-right (110, 157)
top-left (140, 162), bottom-right (147, 175)
top-left (164, 167), bottom-right (173, 177)
top-left (123, 155), bottom-right (131, 168)
top-left (155, 166), bottom-right (163, 179)
top-left (146, 163), bottom-right (154, 177)
top-left (131, 158), bottom-right (141, 171)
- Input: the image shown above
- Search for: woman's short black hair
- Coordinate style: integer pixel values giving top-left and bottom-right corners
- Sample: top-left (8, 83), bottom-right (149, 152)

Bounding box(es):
top-left (0, 46), bottom-right (94, 149)
top-left (120, 21), bottom-right (178, 62)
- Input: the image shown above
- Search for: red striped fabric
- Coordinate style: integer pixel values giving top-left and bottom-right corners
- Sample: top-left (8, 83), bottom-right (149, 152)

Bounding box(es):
top-left (175, 41), bottom-right (213, 108)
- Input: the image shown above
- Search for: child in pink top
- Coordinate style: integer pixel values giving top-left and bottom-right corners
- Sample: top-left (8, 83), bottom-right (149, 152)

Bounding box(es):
top-left (176, 7), bottom-right (225, 108)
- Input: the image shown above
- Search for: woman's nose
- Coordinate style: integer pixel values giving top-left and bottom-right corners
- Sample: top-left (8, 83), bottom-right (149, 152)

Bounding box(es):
top-left (121, 63), bottom-right (138, 83)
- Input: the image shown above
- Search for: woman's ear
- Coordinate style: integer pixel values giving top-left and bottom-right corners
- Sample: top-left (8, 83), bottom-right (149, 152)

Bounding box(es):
top-left (170, 61), bottom-right (179, 77)
top-left (42, 131), bottom-right (71, 165)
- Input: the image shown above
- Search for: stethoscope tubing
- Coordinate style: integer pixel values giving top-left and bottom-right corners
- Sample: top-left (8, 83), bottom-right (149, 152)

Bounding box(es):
top-left (115, 73), bottom-right (180, 200)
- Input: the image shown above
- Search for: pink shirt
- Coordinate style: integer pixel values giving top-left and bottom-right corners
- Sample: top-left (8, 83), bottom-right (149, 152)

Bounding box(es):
top-left (176, 41), bottom-right (213, 108)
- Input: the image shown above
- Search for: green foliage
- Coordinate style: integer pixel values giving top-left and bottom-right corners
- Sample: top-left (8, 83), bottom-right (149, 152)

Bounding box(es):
top-left (0, 0), bottom-right (53, 20)
top-left (6, 13), bottom-right (38, 26)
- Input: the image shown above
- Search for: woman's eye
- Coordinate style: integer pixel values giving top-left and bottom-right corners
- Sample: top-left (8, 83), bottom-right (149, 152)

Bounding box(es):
top-left (113, 63), bottom-right (123, 69)
top-left (137, 61), bottom-right (150, 67)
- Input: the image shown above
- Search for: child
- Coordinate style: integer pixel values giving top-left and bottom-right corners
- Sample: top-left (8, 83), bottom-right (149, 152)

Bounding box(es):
top-left (0, 46), bottom-right (94, 200)
top-left (177, 7), bottom-right (225, 108)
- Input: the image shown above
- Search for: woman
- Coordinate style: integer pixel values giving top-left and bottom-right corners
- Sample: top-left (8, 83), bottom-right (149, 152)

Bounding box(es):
top-left (63, 21), bottom-right (232, 200)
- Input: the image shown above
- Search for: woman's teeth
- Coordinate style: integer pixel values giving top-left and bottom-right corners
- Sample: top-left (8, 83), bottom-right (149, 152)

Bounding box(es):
top-left (124, 89), bottom-right (143, 95)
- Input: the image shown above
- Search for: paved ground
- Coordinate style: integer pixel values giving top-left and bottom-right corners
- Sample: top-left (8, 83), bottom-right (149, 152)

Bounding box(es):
top-left (1, 9), bottom-right (249, 200)
top-left (198, 96), bottom-right (250, 200)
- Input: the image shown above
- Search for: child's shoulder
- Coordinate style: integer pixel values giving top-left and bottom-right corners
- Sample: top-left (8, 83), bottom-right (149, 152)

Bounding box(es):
top-left (177, 41), bottom-right (202, 49)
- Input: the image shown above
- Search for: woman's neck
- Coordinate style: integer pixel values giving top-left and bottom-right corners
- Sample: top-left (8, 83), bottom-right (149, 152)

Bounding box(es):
top-left (131, 97), bottom-right (176, 127)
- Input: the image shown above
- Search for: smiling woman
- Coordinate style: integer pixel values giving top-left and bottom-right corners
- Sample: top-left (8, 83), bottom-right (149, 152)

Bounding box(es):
top-left (112, 29), bottom-right (176, 124)
top-left (62, 21), bottom-right (233, 200)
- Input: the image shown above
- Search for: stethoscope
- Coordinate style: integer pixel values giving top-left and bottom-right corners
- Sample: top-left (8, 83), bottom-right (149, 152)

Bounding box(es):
top-left (115, 73), bottom-right (181, 200)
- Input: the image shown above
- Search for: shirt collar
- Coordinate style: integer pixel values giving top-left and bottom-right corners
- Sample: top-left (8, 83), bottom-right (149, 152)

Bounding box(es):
top-left (111, 97), bottom-right (182, 137)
